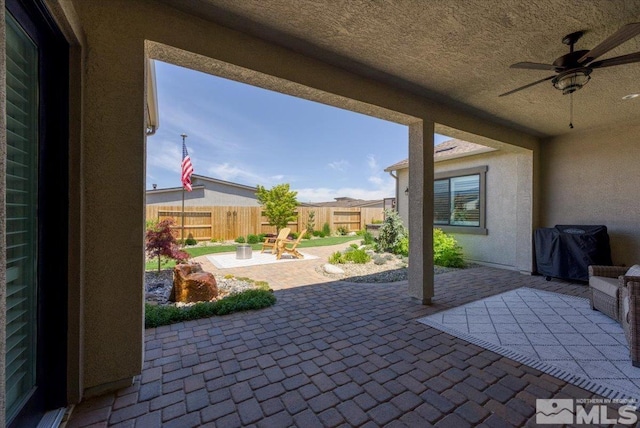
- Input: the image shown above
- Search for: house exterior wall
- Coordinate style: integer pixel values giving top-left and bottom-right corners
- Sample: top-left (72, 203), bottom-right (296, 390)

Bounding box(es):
top-left (396, 168), bottom-right (409, 227)
top-left (146, 181), bottom-right (260, 206)
top-left (0, 0), bottom-right (545, 408)
top-left (540, 124), bottom-right (640, 266)
top-left (397, 148), bottom-right (533, 271)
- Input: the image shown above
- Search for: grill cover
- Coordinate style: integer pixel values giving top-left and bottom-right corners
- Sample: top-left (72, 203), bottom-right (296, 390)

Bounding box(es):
top-left (534, 225), bottom-right (613, 282)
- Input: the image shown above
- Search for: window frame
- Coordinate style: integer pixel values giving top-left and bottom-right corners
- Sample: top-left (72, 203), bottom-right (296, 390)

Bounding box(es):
top-left (434, 166), bottom-right (488, 235)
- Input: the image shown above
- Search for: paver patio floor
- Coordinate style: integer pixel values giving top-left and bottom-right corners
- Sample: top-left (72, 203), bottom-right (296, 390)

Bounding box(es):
top-left (67, 264), bottom-right (632, 427)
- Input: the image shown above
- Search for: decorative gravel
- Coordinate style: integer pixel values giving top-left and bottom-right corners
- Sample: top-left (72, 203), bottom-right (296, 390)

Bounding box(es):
top-left (144, 269), bottom-right (259, 306)
top-left (315, 255), bottom-right (479, 283)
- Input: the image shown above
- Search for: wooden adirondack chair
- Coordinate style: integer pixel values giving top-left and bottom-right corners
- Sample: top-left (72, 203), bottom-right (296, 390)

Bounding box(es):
top-left (261, 227), bottom-right (291, 254)
top-left (277, 229), bottom-right (307, 260)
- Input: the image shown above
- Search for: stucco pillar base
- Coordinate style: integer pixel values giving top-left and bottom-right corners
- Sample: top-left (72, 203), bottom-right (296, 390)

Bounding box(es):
top-left (83, 377), bottom-right (134, 399)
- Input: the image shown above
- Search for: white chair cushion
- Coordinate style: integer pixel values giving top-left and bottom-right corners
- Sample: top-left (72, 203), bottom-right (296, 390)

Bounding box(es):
top-left (589, 275), bottom-right (621, 296)
top-left (626, 264), bottom-right (640, 277)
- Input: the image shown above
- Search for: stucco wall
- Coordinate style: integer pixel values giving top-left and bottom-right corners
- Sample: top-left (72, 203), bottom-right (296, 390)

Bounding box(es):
top-left (436, 151), bottom-right (520, 269)
top-left (396, 168), bottom-right (409, 226)
top-left (540, 124), bottom-right (640, 266)
top-left (399, 148), bottom-right (534, 271)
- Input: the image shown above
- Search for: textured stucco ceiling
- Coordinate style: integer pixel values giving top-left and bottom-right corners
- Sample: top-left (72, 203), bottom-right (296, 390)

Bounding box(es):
top-left (159, 0), bottom-right (640, 137)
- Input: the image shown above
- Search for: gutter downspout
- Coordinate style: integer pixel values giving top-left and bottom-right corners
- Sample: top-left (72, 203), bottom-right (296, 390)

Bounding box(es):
top-left (146, 59), bottom-right (159, 136)
top-left (388, 170), bottom-right (398, 211)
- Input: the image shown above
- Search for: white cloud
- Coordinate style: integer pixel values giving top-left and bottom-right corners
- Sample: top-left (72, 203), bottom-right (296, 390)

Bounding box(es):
top-left (366, 154), bottom-right (378, 170)
top-left (294, 175), bottom-right (395, 203)
top-left (328, 159), bottom-right (349, 171)
top-left (207, 163), bottom-right (290, 188)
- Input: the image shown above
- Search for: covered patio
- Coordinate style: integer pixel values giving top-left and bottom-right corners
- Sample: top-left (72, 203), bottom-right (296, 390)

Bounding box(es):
top-left (67, 268), bottom-right (614, 427)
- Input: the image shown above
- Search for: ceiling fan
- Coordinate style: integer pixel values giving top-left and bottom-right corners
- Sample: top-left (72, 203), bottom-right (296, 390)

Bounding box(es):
top-left (499, 22), bottom-right (640, 99)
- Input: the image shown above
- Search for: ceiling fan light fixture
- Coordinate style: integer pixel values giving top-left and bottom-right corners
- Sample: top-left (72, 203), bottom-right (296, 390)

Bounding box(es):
top-left (552, 68), bottom-right (592, 95)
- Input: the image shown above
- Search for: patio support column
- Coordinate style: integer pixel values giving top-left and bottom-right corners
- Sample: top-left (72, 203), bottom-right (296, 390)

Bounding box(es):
top-left (408, 120), bottom-right (434, 304)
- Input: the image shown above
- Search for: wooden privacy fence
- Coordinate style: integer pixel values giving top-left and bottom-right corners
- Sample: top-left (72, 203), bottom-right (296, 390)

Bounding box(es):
top-left (146, 205), bottom-right (385, 241)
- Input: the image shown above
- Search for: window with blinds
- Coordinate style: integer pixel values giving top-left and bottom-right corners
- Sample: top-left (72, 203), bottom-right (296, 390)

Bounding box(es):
top-left (434, 174), bottom-right (480, 227)
top-left (5, 12), bottom-right (38, 422)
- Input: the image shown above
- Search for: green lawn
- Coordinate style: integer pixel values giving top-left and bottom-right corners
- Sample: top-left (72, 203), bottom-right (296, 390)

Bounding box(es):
top-left (146, 235), bottom-right (360, 271)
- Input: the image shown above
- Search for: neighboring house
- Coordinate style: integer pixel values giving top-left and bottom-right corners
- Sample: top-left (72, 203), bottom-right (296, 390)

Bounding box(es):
top-left (2, 2), bottom-right (639, 426)
top-left (385, 139), bottom-right (532, 271)
top-left (307, 196), bottom-right (385, 208)
top-left (146, 174), bottom-right (260, 206)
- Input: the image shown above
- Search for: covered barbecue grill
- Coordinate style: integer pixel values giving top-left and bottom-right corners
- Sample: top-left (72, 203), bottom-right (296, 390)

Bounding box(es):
top-left (534, 225), bottom-right (613, 282)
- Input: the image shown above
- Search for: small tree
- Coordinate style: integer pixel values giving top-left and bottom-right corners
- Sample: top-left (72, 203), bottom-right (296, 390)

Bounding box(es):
top-left (255, 184), bottom-right (299, 233)
top-left (145, 218), bottom-right (190, 272)
top-left (376, 209), bottom-right (407, 253)
top-left (306, 210), bottom-right (316, 235)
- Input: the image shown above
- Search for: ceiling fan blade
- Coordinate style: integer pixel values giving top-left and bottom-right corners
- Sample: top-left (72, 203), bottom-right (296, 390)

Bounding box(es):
top-left (590, 51), bottom-right (640, 68)
top-left (578, 22), bottom-right (640, 64)
top-left (510, 62), bottom-right (559, 71)
top-left (499, 75), bottom-right (556, 97)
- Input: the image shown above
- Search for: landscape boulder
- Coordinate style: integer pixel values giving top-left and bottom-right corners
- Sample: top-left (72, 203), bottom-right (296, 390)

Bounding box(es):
top-left (323, 263), bottom-right (345, 275)
top-left (171, 263), bottom-right (218, 303)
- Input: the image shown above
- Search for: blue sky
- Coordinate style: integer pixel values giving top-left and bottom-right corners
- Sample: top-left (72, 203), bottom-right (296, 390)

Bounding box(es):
top-left (147, 61), bottom-right (450, 202)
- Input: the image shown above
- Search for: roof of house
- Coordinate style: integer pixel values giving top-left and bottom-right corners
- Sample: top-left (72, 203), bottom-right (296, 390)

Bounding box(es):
top-left (146, 174), bottom-right (258, 193)
top-left (384, 139), bottom-right (497, 172)
top-left (307, 197), bottom-right (383, 208)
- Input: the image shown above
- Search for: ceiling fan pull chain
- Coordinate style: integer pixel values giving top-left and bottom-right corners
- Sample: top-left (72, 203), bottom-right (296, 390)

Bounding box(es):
top-left (569, 93), bottom-right (574, 129)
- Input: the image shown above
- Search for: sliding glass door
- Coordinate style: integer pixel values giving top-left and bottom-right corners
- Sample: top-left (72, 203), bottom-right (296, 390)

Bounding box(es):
top-left (5, 11), bottom-right (39, 424)
top-left (5, 1), bottom-right (69, 426)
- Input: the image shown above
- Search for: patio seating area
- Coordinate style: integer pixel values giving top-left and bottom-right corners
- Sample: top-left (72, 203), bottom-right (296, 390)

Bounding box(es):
top-left (66, 266), bottom-right (634, 427)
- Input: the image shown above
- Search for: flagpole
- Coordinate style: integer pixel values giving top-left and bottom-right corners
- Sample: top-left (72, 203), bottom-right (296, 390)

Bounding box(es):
top-left (181, 133), bottom-right (187, 245)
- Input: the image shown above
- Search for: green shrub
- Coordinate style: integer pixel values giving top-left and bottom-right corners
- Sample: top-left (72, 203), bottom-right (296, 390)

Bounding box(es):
top-left (303, 232), bottom-right (312, 239)
top-left (361, 231), bottom-right (375, 245)
top-left (371, 218), bottom-right (383, 224)
top-left (395, 236), bottom-right (409, 257)
top-left (343, 248), bottom-right (371, 264)
top-left (246, 234), bottom-right (260, 244)
top-left (235, 236), bottom-right (246, 243)
top-left (433, 228), bottom-right (465, 268)
top-left (336, 225), bottom-right (349, 236)
top-left (144, 289), bottom-right (276, 328)
top-left (184, 233), bottom-right (198, 246)
top-left (290, 232), bottom-right (299, 239)
top-left (313, 230), bottom-right (325, 238)
top-left (328, 251), bottom-right (345, 264)
top-left (322, 222), bottom-right (331, 236)
top-left (376, 210), bottom-right (407, 254)
top-left (355, 229), bottom-right (366, 236)
top-left (257, 233), bottom-right (267, 241)
top-left (306, 210), bottom-right (316, 235)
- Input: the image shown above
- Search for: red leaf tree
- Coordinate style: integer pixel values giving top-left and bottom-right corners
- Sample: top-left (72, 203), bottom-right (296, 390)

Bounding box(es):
top-left (145, 219), bottom-right (190, 271)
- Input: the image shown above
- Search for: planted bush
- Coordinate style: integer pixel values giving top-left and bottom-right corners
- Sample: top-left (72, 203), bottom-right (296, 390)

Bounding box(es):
top-left (313, 230), bottom-right (325, 238)
top-left (145, 289), bottom-right (276, 328)
top-left (247, 234), bottom-right (260, 244)
top-left (361, 231), bottom-right (375, 246)
top-left (235, 236), bottom-right (246, 243)
top-left (328, 251), bottom-right (344, 264)
top-left (184, 233), bottom-right (198, 246)
top-left (322, 222), bottom-right (331, 237)
top-left (433, 228), bottom-right (465, 268)
top-left (344, 248), bottom-right (371, 264)
top-left (145, 218), bottom-right (190, 272)
top-left (376, 210), bottom-right (407, 254)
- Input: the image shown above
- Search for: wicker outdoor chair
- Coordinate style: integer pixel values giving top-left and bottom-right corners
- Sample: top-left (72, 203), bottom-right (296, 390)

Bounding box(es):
top-left (618, 267), bottom-right (640, 366)
top-left (588, 265), bottom-right (629, 321)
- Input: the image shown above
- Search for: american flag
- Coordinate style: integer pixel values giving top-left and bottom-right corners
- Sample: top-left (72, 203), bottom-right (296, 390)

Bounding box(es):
top-left (181, 139), bottom-right (194, 192)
